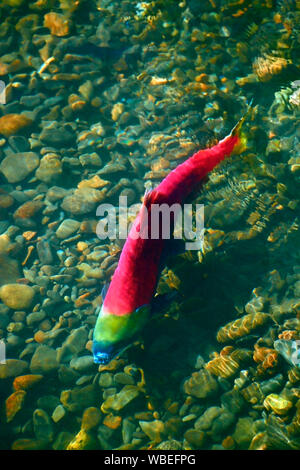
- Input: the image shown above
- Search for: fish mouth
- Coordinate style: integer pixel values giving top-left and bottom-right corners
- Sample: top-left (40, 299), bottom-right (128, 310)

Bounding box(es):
top-left (92, 340), bottom-right (134, 365)
top-left (93, 350), bottom-right (113, 365)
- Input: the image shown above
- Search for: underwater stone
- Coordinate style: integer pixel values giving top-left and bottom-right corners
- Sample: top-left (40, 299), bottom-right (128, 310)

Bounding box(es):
top-left (60, 384), bottom-right (96, 413)
top-left (56, 219), bottom-right (80, 239)
top-left (37, 395), bottom-right (60, 413)
top-left (184, 429), bottom-right (205, 449)
top-left (183, 369), bottom-right (219, 399)
top-left (0, 359), bottom-right (28, 379)
top-left (5, 390), bottom-right (26, 422)
top-left (51, 405), bottom-right (66, 423)
top-left (40, 123), bottom-right (75, 147)
top-left (139, 420), bottom-right (165, 443)
top-left (210, 409), bottom-right (235, 441)
top-left (221, 389), bottom-right (245, 414)
top-left (30, 345), bottom-right (59, 374)
top-left (194, 407), bottom-right (222, 431)
top-left (232, 417), bottom-right (256, 449)
top-left (0, 152), bottom-right (39, 183)
top-left (99, 372), bottom-right (113, 388)
top-left (101, 385), bottom-right (140, 412)
top-left (0, 114), bottom-right (32, 138)
top-left (274, 340), bottom-right (300, 367)
top-left (13, 374), bottom-right (43, 391)
top-left (52, 432), bottom-right (73, 450)
top-left (122, 417), bottom-right (136, 445)
top-left (33, 409), bottom-right (54, 442)
top-left (155, 440), bottom-right (182, 450)
top-left (56, 326), bottom-right (88, 363)
top-left (35, 153), bottom-right (63, 183)
top-left (66, 429), bottom-right (98, 450)
top-left (81, 407), bottom-right (101, 431)
top-left (263, 393), bottom-right (293, 416)
top-left (69, 355), bottom-right (95, 372)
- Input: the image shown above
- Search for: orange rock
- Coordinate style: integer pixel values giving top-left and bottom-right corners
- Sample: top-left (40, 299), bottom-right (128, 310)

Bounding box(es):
top-left (13, 374), bottom-right (43, 391)
top-left (103, 413), bottom-right (122, 430)
top-left (0, 114), bottom-right (33, 137)
top-left (22, 231), bottom-right (37, 241)
top-left (14, 200), bottom-right (43, 219)
top-left (6, 390), bottom-right (26, 423)
top-left (44, 12), bottom-right (70, 37)
top-left (34, 330), bottom-right (46, 343)
top-left (222, 436), bottom-right (235, 450)
top-left (11, 439), bottom-right (46, 450)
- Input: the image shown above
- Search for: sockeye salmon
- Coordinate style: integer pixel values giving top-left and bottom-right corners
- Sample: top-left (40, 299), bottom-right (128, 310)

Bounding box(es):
top-left (93, 107), bottom-right (251, 364)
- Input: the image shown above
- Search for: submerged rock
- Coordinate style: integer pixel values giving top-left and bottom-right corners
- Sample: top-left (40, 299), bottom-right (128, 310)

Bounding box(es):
top-left (0, 359), bottom-right (28, 379)
top-left (0, 283), bottom-right (35, 310)
top-left (5, 390), bottom-right (26, 422)
top-left (33, 409), bottom-right (54, 442)
top-left (101, 385), bottom-right (140, 412)
top-left (30, 345), bottom-right (59, 374)
top-left (183, 369), bottom-right (219, 399)
top-left (0, 152), bottom-right (39, 183)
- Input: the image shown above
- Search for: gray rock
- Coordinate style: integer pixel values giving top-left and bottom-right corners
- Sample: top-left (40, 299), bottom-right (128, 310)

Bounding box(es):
top-left (8, 136), bottom-right (30, 152)
top-left (69, 355), bottom-right (95, 372)
top-left (0, 152), bottom-right (39, 183)
top-left (56, 219), bottom-right (80, 239)
top-left (40, 123), bottom-right (75, 147)
top-left (26, 311), bottom-right (46, 326)
top-left (30, 345), bottom-right (59, 374)
top-left (99, 372), bottom-right (113, 388)
top-left (36, 240), bottom-right (53, 265)
top-left (57, 326), bottom-right (88, 363)
top-left (0, 358), bottom-right (28, 378)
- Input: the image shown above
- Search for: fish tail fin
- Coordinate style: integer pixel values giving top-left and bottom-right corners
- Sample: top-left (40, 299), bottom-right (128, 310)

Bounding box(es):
top-left (229, 98), bottom-right (254, 155)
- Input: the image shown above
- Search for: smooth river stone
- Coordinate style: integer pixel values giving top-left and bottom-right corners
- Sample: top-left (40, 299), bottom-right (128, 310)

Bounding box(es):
top-left (0, 283), bottom-right (35, 309)
top-left (30, 345), bottom-right (59, 374)
top-left (0, 359), bottom-right (28, 379)
top-left (61, 187), bottom-right (107, 215)
top-left (0, 152), bottom-right (39, 183)
top-left (55, 219), bottom-right (80, 239)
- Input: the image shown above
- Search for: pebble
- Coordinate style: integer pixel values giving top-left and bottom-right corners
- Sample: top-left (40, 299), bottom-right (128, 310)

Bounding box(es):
top-left (5, 390), bottom-right (26, 422)
top-left (0, 114), bottom-right (32, 138)
top-left (33, 409), bottom-right (54, 442)
top-left (26, 311), bottom-right (46, 326)
top-left (61, 187), bottom-right (107, 215)
top-left (30, 345), bottom-right (59, 374)
top-left (184, 429), bottom-right (205, 448)
top-left (56, 219), bottom-right (80, 239)
top-left (40, 123), bottom-right (75, 147)
top-left (114, 372), bottom-right (135, 386)
top-left (0, 283), bottom-right (35, 310)
top-left (60, 384), bottom-right (96, 413)
top-left (139, 420), bottom-right (165, 443)
top-left (0, 152), bottom-right (39, 183)
top-left (56, 326), bottom-right (88, 363)
top-left (99, 372), bottom-right (113, 388)
top-left (35, 153), bottom-right (63, 183)
top-left (101, 385), bottom-right (140, 412)
top-left (69, 355), bottom-right (95, 372)
top-left (52, 405), bottom-right (66, 423)
top-left (81, 407), bottom-right (101, 431)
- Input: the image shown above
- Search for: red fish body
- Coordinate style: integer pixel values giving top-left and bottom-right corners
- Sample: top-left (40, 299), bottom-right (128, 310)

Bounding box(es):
top-left (93, 118), bottom-right (247, 364)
